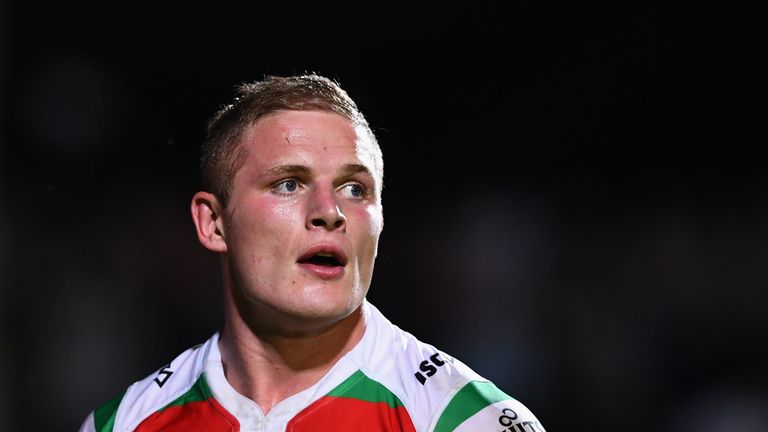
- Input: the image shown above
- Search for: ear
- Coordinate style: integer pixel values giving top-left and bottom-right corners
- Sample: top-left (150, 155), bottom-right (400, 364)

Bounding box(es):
top-left (191, 191), bottom-right (228, 252)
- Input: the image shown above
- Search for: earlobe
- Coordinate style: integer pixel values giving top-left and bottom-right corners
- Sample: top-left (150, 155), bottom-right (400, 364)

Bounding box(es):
top-left (191, 191), bottom-right (228, 253)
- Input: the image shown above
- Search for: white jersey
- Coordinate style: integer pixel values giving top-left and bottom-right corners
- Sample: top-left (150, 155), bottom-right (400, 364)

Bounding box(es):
top-left (80, 301), bottom-right (545, 432)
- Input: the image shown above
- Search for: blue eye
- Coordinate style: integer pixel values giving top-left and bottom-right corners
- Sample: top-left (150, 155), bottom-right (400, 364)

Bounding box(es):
top-left (274, 179), bottom-right (300, 195)
top-left (284, 180), bottom-right (298, 192)
top-left (350, 184), bottom-right (363, 197)
top-left (342, 183), bottom-right (365, 199)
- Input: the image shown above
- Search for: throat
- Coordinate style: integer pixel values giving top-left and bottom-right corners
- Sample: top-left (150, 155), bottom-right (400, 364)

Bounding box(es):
top-left (218, 306), bottom-right (367, 414)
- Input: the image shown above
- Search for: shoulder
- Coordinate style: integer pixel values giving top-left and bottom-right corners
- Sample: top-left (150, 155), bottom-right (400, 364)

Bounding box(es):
top-left (431, 381), bottom-right (545, 432)
top-left (79, 335), bottom-right (216, 432)
top-left (358, 302), bottom-right (544, 431)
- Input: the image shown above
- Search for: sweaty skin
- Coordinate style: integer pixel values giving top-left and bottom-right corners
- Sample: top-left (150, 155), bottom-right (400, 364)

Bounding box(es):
top-left (191, 110), bottom-right (384, 413)
top-left (222, 110), bottom-right (383, 334)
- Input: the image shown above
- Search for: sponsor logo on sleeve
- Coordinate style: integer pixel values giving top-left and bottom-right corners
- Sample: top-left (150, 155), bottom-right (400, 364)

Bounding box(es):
top-left (414, 353), bottom-right (446, 385)
top-left (498, 408), bottom-right (546, 432)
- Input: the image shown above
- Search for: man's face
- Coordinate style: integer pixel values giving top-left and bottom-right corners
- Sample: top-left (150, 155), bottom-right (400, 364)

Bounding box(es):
top-left (220, 110), bottom-right (383, 334)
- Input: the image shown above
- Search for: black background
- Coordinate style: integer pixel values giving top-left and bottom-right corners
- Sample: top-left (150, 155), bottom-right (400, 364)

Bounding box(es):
top-left (2, 1), bottom-right (767, 431)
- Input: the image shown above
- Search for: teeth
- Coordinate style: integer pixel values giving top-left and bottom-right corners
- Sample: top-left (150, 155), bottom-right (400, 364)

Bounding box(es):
top-left (316, 252), bottom-right (335, 257)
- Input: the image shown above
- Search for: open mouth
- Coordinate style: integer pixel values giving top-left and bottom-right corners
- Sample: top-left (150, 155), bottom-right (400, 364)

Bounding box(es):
top-left (297, 246), bottom-right (347, 279)
top-left (297, 245), bottom-right (348, 269)
top-left (298, 253), bottom-right (343, 267)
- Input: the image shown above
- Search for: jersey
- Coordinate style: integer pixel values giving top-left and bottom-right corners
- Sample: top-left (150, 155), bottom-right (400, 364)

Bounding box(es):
top-left (80, 301), bottom-right (545, 432)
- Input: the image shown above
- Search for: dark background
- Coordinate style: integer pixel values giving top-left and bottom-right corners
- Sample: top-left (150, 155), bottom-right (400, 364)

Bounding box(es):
top-left (2, 1), bottom-right (766, 431)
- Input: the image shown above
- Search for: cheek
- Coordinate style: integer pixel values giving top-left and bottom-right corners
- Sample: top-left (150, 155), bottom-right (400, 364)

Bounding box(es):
top-left (348, 205), bottom-right (383, 254)
top-left (365, 205), bottom-right (384, 237)
top-left (230, 200), bottom-right (303, 249)
top-left (243, 199), bottom-right (302, 226)
top-left (272, 200), bottom-right (304, 221)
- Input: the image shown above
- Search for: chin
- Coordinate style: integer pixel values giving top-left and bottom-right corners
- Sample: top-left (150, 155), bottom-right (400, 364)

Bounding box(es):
top-left (298, 297), bottom-right (359, 321)
top-left (297, 281), bottom-right (363, 311)
top-left (284, 293), bottom-right (362, 328)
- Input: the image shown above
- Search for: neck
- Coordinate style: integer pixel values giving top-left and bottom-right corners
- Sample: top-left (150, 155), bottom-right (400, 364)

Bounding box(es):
top-left (218, 302), bottom-right (366, 415)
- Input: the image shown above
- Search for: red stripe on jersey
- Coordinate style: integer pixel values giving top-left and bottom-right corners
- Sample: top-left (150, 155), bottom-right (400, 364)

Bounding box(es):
top-left (287, 396), bottom-right (416, 432)
top-left (134, 397), bottom-right (239, 432)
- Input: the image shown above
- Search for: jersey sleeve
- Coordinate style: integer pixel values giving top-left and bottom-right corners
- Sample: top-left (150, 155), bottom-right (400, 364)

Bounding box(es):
top-left (78, 413), bottom-right (96, 432)
top-left (79, 390), bottom-right (124, 432)
top-left (431, 381), bottom-right (545, 432)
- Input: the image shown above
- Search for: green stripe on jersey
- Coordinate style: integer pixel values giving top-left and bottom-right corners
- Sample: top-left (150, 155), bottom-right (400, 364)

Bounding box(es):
top-left (94, 390), bottom-right (125, 432)
top-left (160, 373), bottom-right (213, 411)
top-left (434, 381), bottom-right (512, 432)
top-left (326, 370), bottom-right (405, 408)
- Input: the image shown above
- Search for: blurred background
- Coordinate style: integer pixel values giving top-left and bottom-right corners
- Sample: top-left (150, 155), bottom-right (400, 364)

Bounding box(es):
top-left (1, 0), bottom-right (766, 431)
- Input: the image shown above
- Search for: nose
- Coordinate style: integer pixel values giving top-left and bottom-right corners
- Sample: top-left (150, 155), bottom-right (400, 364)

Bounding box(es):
top-left (306, 186), bottom-right (347, 231)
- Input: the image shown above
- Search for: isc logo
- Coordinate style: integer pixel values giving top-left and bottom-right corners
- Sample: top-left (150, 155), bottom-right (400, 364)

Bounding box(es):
top-left (414, 353), bottom-right (445, 385)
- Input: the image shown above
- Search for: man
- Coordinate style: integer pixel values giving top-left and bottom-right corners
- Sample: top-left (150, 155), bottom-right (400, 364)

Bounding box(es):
top-left (80, 75), bottom-right (546, 432)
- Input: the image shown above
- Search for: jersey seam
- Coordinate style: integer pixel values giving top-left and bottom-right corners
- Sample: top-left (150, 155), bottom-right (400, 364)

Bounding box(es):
top-left (357, 365), bottom-right (419, 430)
top-left (425, 378), bottom-right (481, 432)
top-left (358, 365), bottom-right (412, 407)
top-left (285, 387), bottom-right (343, 431)
top-left (205, 394), bottom-right (240, 430)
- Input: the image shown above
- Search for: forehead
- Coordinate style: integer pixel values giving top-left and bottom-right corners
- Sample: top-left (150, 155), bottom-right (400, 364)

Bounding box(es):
top-left (250, 110), bottom-right (356, 146)
top-left (239, 110), bottom-right (380, 175)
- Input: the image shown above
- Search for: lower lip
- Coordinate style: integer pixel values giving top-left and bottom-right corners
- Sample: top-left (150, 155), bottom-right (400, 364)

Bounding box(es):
top-left (298, 263), bottom-right (346, 280)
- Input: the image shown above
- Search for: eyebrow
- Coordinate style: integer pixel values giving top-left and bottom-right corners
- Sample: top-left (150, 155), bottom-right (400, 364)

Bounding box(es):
top-left (262, 165), bottom-right (311, 177)
top-left (339, 163), bottom-right (374, 178)
top-left (262, 164), bottom-right (373, 178)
